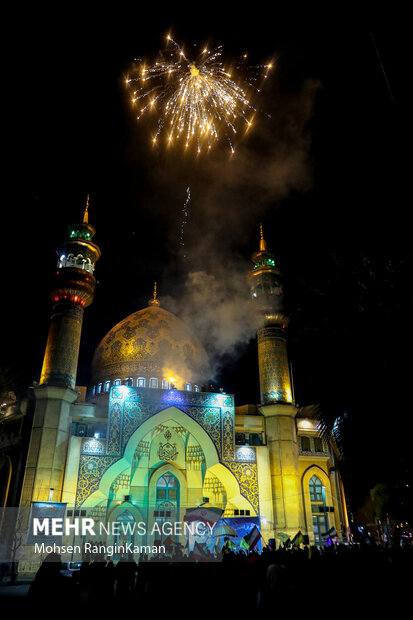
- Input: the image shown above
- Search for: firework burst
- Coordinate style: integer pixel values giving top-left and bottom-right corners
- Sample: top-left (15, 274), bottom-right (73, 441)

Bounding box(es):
top-left (126, 36), bottom-right (272, 152)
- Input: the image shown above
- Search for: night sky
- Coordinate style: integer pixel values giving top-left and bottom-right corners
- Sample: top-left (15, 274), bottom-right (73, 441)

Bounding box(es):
top-left (2, 8), bottom-right (410, 516)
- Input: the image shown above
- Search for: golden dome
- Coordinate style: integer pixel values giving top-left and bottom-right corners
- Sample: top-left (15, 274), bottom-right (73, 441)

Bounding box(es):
top-left (90, 304), bottom-right (210, 392)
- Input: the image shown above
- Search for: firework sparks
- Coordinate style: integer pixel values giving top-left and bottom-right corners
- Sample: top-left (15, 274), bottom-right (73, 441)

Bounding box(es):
top-left (126, 36), bottom-right (272, 152)
top-left (179, 186), bottom-right (190, 258)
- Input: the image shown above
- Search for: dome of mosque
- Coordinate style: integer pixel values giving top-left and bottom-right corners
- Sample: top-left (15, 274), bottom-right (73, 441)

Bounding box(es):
top-left (89, 298), bottom-right (210, 397)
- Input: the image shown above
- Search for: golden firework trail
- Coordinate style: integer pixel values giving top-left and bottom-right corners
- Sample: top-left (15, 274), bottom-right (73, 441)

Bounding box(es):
top-left (126, 36), bottom-right (272, 152)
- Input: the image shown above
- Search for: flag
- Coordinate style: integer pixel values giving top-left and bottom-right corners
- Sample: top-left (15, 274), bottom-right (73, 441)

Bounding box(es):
top-left (223, 537), bottom-right (236, 550)
top-left (277, 532), bottom-right (291, 548)
top-left (244, 525), bottom-right (261, 551)
top-left (184, 507), bottom-right (223, 526)
top-left (322, 526), bottom-right (338, 539)
top-left (291, 531), bottom-right (304, 548)
top-left (240, 537), bottom-right (250, 551)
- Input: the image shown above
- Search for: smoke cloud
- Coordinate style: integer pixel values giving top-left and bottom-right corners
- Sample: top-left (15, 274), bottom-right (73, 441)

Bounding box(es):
top-left (146, 78), bottom-right (321, 379)
top-left (162, 266), bottom-right (261, 380)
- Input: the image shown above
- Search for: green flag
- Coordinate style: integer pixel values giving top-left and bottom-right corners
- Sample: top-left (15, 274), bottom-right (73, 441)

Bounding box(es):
top-left (291, 531), bottom-right (304, 548)
top-left (223, 538), bottom-right (236, 550)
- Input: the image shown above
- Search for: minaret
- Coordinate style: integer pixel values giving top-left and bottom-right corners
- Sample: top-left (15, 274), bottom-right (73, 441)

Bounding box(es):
top-left (249, 225), bottom-right (304, 539)
top-left (248, 224), bottom-right (293, 405)
top-left (20, 198), bottom-right (101, 505)
top-left (39, 196), bottom-right (101, 388)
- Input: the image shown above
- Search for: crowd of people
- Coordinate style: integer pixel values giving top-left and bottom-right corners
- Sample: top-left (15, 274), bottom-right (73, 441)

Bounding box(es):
top-left (19, 541), bottom-right (411, 614)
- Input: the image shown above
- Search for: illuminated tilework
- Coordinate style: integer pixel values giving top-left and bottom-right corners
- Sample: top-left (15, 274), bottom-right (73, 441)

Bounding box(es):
top-left (75, 455), bottom-right (119, 507)
top-left (224, 460), bottom-right (259, 515)
top-left (235, 446), bottom-right (256, 462)
top-left (106, 387), bottom-right (235, 460)
top-left (258, 327), bottom-right (292, 404)
top-left (75, 387), bottom-right (259, 510)
top-left (82, 438), bottom-right (105, 454)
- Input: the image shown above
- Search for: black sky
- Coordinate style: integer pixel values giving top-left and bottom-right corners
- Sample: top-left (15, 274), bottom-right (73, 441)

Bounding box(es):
top-left (2, 7), bottom-right (410, 513)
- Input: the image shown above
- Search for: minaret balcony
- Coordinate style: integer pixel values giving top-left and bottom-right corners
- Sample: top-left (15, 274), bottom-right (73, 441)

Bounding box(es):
top-left (58, 255), bottom-right (95, 273)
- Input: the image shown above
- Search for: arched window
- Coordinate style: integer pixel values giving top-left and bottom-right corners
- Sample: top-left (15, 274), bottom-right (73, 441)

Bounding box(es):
top-left (124, 377), bottom-right (133, 386)
top-left (137, 377), bottom-right (146, 388)
top-left (185, 383), bottom-right (192, 391)
top-left (104, 380), bottom-right (111, 392)
top-left (156, 473), bottom-right (178, 500)
top-left (309, 474), bottom-right (328, 542)
top-left (114, 379), bottom-right (121, 386)
top-left (301, 436), bottom-right (311, 452)
top-left (309, 475), bottom-right (323, 502)
top-left (91, 385), bottom-right (96, 396)
top-left (155, 473), bottom-right (179, 538)
top-left (149, 378), bottom-right (158, 388)
top-left (65, 253), bottom-right (74, 267)
top-left (194, 385), bottom-right (200, 392)
top-left (97, 382), bottom-right (102, 394)
top-left (162, 380), bottom-right (170, 390)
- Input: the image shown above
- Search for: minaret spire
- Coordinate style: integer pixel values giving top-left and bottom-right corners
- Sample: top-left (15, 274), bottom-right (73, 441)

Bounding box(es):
top-left (83, 194), bottom-right (90, 224)
top-left (259, 223), bottom-right (267, 252)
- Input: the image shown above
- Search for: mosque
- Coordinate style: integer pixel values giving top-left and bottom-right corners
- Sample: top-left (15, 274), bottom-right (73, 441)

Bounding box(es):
top-left (1, 201), bottom-right (349, 572)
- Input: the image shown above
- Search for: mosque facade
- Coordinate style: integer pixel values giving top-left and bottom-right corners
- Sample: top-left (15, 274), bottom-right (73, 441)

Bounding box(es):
top-left (2, 203), bottom-right (348, 573)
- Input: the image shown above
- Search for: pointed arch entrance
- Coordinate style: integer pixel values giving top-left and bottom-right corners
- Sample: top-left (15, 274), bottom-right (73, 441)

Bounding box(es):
top-left (82, 406), bottom-right (220, 507)
top-left (301, 465), bottom-right (335, 543)
top-left (80, 406), bottom-right (253, 539)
